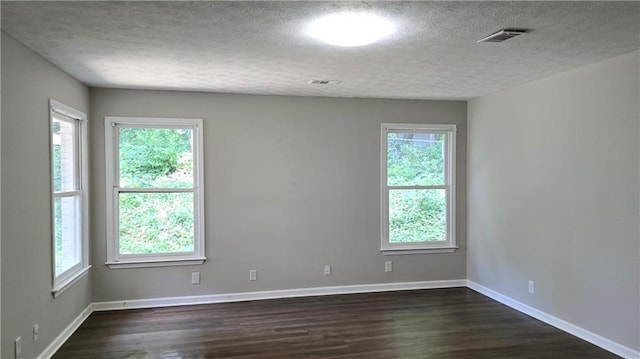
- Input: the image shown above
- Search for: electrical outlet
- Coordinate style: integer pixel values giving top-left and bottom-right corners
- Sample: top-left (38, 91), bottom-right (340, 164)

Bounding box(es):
top-left (15, 336), bottom-right (21, 358)
top-left (33, 324), bottom-right (39, 342)
top-left (385, 261), bottom-right (393, 272)
top-left (191, 272), bottom-right (200, 285)
top-left (249, 269), bottom-right (257, 281)
top-left (323, 265), bottom-right (331, 276)
top-left (528, 280), bottom-right (535, 294)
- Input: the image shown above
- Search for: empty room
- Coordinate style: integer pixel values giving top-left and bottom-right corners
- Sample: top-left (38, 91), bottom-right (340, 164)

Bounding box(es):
top-left (1, 1), bottom-right (639, 358)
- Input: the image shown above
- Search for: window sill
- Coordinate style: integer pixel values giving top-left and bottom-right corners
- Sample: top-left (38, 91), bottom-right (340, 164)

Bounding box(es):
top-left (381, 247), bottom-right (458, 255)
top-left (52, 265), bottom-right (92, 298)
top-left (106, 258), bottom-right (206, 269)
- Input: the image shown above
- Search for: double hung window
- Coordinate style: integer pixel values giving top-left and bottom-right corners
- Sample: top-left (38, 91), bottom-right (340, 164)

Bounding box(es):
top-left (50, 100), bottom-right (90, 295)
top-left (105, 117), bottom-right (205, 268)
top-left (381, 124), bottom-right (456, 253)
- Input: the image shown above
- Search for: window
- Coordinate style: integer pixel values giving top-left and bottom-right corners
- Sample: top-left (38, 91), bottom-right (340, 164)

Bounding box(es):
top-left (105, 117), bottom-right (205, 268)
top-left (50, 99), bottom-right (90, 296)
top-left (381, 124), bottom-right (456, 253)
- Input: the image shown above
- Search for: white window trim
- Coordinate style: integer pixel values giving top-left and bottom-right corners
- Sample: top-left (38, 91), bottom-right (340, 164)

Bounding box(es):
top-left (380, 123), bottom-right (457, 254)
top-left (105, 116), bottom-right (206, 269)
top-left (50, 99), bottom-right (91, 296)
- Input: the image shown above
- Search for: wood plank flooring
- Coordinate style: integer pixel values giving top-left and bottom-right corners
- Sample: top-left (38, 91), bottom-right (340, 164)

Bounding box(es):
top-left (53, 288), bottom-right (619, 358)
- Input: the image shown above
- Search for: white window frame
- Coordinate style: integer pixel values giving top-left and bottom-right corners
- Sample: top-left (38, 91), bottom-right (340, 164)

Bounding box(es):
top-left (105, 116), bottom-right (205, 269)
top-left (380, 123), bottom-right (457, 254)
top-left (50, 99), bottom-right (91, 297)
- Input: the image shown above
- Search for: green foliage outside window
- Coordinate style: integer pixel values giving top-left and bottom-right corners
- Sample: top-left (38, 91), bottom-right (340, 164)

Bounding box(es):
top-left (119, 128), bottom-right (193, 188)
top-left (387, 133), bottom-right (447, 243)
top-left (118, 128), bottom-right (195, 255)
top-left (119, 192), bottom-right (194, 254)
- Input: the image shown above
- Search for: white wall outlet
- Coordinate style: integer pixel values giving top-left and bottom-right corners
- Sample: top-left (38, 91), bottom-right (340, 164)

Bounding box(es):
top-left (323, 265), bottom-right (331, 276)
top-left (191, 272), bottom-right (200, 285)
top-left (33, 324), bottom-right (39, 342)
top-left (249, 269), bottom-right (257, 281)
top-left (385, 261), bottom-right (393, 272)
top-left (15, 336), bottom-right (22, 358)
top-left (528, 280), bottom-right (535, 294)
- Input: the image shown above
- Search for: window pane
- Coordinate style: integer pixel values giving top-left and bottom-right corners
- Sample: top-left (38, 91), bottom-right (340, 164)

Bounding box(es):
top-left (119, 192), bottom-right (194, 255)
top-left (387, 132), bottom-right (444, 186)
top-left (52, 117), bottom-right (77, 193)
top-left (119, 127), bottom-right (194, 188)
top-left (389, 189), bottom-right (446, 243)
top-left (54, 196), bottom-right (81, 275)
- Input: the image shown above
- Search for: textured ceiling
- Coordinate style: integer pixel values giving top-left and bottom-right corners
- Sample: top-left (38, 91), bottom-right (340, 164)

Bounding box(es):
top-left (2, 1), bottom-right (639, 100)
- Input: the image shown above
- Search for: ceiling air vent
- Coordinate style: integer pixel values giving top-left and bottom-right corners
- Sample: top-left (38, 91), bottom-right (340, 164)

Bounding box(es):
top-left (477, 28), bottom-right (528, 43)
top-left (308, 79), bottom-right (341, 85)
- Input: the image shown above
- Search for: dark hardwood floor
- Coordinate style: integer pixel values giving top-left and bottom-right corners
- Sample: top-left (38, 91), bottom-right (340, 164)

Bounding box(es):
top-left (53, 288), bottom-right (619, 358)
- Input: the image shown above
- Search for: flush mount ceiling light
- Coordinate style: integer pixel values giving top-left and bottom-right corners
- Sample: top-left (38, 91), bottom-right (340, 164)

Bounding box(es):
top-left (307, 12), bottom-right (394, 47)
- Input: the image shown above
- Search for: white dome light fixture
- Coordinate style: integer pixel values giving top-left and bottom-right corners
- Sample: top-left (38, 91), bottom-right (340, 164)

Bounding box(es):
top-left (308, 12), bottom-right (394, 47)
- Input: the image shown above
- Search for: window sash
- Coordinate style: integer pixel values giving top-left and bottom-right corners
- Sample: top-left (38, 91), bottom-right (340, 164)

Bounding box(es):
top-left (381, 124), bottom-right (456, 251)
top-left (385, 187), bottom-right (450, 245)
top-left (52, 115), bottom-right (81, 194)
top-left (113, 188), bottom-right (198, 258)
top-left (114, 124), bottom-right (196, 189)
top-left (53, 194), bottom-right (82, 274)
top-left (386, 130), bottom-right (449, 187)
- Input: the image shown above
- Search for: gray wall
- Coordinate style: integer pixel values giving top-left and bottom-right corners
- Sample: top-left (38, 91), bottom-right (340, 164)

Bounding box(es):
top-left (1, 32), bottom-right (92, 358)
top-left (90, 89), bottom-right (467, 301)
top-left (467, 50), bottom-right (640, 350)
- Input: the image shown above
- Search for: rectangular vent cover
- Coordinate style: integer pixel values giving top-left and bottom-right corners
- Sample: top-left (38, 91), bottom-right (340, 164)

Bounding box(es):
top-left (308, 79), bottom-right (341, 85)
top-left (478, 29), bottom-right (528, 43)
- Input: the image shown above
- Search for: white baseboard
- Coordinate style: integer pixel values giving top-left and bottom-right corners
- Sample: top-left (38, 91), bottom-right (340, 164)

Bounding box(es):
top-left (467, 280), bottom-right (640, 359)
top-left (92, 279), bottom-right (467, 311)
top-left (36, 303), bottom-right (93, 359)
